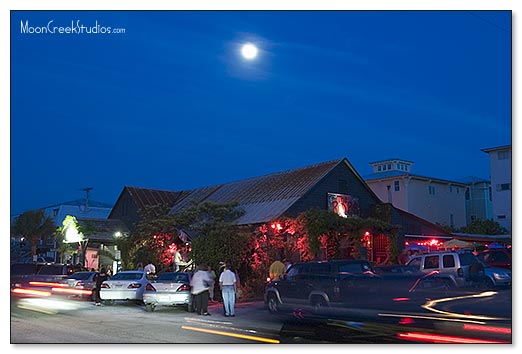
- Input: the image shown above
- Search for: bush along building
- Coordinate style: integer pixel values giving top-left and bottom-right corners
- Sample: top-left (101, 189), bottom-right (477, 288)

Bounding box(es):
top-left (109, 158), bottom-right (452, 271)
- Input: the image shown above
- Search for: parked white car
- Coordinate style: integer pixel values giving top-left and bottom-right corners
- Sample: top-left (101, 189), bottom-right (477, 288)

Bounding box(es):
top-left (100, 271), bottom-right (147, 304)
top-left (143, 272), bottom-right (193, 312)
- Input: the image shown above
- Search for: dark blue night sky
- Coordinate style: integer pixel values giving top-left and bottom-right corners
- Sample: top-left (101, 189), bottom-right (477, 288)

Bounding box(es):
top-left (10, 10), bottom-right (511, 216)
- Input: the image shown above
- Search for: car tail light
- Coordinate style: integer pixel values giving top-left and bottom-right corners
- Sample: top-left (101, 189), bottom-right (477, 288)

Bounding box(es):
top-left (128, 283), bottom-right (142, 289)
top-left (178, 284), bottom-right (190, 291)
top-left (145, 283), bottom-right (156, 291)
top-left (76, 281), bottom-right (85, 287)
top-left (100, 283), bottom-right (110, 289)
top-left (457, 268), bottom-right (464, 277)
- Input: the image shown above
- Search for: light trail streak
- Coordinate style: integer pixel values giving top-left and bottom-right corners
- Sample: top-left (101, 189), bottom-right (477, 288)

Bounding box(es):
top-left (397, 331), bottom-right (509, 344)
top-left (181, 325), bottom-right (280, 343)
top-left (421, 291), bottom-right (506, 320)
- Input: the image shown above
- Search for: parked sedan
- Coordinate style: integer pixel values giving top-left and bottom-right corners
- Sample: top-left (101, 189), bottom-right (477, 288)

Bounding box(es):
top-left (61, 271), bottom-right (97, 299)
top-left (481, 262), bottom-right (511, 288)
top-left (100, 271), bottom-right (147, 305)
top-left (143, 272), bottom-right (193, 312)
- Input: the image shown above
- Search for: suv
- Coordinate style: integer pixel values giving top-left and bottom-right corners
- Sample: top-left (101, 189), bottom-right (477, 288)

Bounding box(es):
top-left (406, 250), bottom-right (485, 288)
top-left (264, 259), bottom-right (383, 314)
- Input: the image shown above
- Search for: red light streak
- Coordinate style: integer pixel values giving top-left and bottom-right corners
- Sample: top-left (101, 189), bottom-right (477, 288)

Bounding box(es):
top-left (397, 332), bottom-right (509, 344)
top-left (463, 324), bottom-right (512, 335)
top-left (51, 287), bottom-right (93, 296)
top-left (11, 288), bottom-right (52, 297)
top-left (393, 297), bottom-right (410, 302)
top-left (29, 281), bottom-right (68, 288)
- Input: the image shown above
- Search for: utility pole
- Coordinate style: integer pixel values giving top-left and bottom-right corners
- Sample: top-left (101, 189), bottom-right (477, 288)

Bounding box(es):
top-left (79, 187), bottom-right (93, 211)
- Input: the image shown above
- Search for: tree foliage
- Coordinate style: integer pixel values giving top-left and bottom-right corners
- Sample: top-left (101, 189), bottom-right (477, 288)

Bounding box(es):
top-left (459, 219), bottom-right (509, 235)
top-left (172, 201), bottom-right (247, 270)
top-left (11, 209), bottom-right (57, 259)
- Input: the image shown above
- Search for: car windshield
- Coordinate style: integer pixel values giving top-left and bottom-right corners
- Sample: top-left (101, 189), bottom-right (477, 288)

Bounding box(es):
top-left (157, 273), bottom-right (189, 283)
top-left (67, 272), bottom-right (93, 280)
top-left (38, 265), bottom-right (65, 275)
top-left (110, 272), bottom-right (143, 280)
top-left (338, 263), bottom-right (371, 273)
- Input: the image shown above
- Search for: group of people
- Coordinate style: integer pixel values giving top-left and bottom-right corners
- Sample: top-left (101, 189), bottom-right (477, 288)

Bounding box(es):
top-left (190, 262), bottom-right (238, 317)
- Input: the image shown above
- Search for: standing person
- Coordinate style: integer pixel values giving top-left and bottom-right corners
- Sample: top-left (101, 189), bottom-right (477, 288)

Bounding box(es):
top-left (106, 265), bottom-right (113, 277)
top-left (174, 248), bottom-right (186, 272)
top-left (144, 260), bottom-right (156, 277)
top-left (269, 258), bottom-right (286, 281)
top-left (190, 263), bottom-right (212, 316)
top-left (136, 262), bottom-right (144, 271)
top-left (93, 266), bottom-right (108, 306)
top-left (219, 263), bottom-right (237, 317)
top-left (208, 265), bottom-right (217, 302)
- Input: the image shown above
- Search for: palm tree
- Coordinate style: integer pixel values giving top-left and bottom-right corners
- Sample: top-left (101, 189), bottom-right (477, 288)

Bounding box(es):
top-left (11, 209), bottom-right (57, 261)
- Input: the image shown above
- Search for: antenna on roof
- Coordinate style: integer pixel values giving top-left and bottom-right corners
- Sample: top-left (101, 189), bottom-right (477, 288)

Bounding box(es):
top-left (79, 187), bottom-right (93, 211)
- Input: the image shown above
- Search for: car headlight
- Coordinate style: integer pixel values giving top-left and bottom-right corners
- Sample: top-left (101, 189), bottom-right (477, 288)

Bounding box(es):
top-left (494, 272), bottom-right (510, 280)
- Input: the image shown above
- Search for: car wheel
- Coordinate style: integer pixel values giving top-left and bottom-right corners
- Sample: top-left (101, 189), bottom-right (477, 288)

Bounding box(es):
top-left (267, 294), bottom-right (280, 314)
top-left (145, 303), bottom-right (156, 312)
top-left (104, 299), bottom-right (115, 306)
top-left (311, 297), bottom-right (327, 313)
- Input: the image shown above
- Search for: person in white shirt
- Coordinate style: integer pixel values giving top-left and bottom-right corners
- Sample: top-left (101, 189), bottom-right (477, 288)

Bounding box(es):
top-left (143, 260), bottom-right (156, 276)
top-left (190, 264), bottom-right (212, 315)
top-left (219, 263), bottom-right (237, 317)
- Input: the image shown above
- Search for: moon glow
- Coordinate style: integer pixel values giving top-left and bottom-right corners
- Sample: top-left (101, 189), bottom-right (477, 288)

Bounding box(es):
top-left (241, 43), bottom-right (258, 60)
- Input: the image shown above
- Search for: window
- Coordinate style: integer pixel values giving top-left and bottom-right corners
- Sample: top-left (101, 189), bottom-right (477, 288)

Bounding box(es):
top-left (383, 165), bottom-right (387, 171)
top-left (489, 187), bottom-right (492, 201)
top-left (450, 185), bottom-right (453, 193)
top-left (442, 255), bottom-right (455, 268)
top-left (408, 258), bottom-right (422, 270)
top-left (471, 215), bottom-right (477, 222)
top-left (424, 256), bottom-right (439, 269)
top-left (378, 166), bottom-right (382, 171)
top-left (498, 150), bottom-right (509, 160)
top-left (52, 208), bottom-right (59, 217)
top-left (428, 186), bottom-right (435, 195)
top-left (496, 183), bottom-right (511, 191)
top-left (387, 164), bottom-right (392, 170)
top-left (465, 188), bottom-right (470, 200)
top-left (498, 215), bottom-right (506, 220)
top-left (456, 187), bottom-right (459, 194)
top-left (394, 180), bottom-right (400, 191)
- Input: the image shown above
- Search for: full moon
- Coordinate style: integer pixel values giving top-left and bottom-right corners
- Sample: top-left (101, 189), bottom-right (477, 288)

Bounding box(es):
top-left (241, 43), bottom-right (258, 60)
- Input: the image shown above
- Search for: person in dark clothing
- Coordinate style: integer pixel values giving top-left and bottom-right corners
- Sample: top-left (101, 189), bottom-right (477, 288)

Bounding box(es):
top-left (93, 266), bottom-right (109, 306)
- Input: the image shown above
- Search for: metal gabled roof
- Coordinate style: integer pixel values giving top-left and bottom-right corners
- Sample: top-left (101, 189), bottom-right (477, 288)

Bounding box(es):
top-left (169, 159), bottom-right (344, 224)
top-left (125, 186), bottom-right (185, 211)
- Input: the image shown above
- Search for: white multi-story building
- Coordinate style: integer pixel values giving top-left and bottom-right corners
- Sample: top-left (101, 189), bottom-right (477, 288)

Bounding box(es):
top-left (481, 145), bottom-right (512, 232)
top-left (364, 158), bottom-right (467, 229)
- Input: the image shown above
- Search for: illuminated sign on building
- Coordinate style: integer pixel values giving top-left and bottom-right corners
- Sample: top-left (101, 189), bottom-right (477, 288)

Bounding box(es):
top-left (327, 193), bottom-right (360, 218)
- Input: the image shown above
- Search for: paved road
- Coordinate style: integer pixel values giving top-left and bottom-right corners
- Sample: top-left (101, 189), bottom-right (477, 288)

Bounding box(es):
top-left (10, 288), bottom-right (511, 344)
